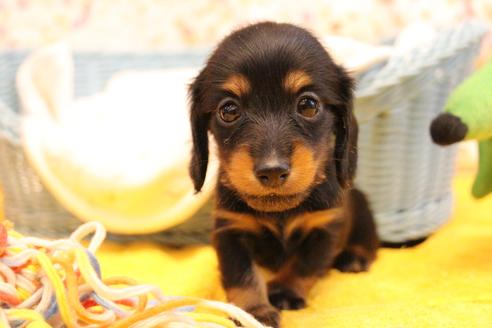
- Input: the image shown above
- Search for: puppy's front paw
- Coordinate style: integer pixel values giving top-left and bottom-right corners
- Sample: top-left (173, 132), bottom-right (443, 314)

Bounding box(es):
top-left (267, 282), bottom-right (306, 310)
top-left (247, 304), bottom-right (280, 328)
top-left (334, 248), bottom-right (373, 273)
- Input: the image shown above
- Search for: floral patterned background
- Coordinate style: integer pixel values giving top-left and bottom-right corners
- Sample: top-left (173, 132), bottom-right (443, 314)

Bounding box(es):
top-left (0, 0), bottom-right (491, 51)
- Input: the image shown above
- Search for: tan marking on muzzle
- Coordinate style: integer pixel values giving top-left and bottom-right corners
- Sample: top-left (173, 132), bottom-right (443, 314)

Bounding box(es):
top-left (224, 147), bottom-right (259, 195)
top-left (222, 74), bottom-right (251, 97)
top-left (288, 142), bottom-right (319, 194)
top-left (283, 70), bottom-right (312, 94)
top-left (226, 143), bottom-right (318, 197)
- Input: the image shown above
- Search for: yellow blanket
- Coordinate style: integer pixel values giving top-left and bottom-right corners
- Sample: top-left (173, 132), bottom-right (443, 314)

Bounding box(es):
top-left (2, 174), bottom-right (492, 327)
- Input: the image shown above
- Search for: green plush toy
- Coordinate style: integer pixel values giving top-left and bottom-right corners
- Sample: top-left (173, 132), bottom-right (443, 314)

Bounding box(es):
top-left (431, 59), bottom-right (492, 199)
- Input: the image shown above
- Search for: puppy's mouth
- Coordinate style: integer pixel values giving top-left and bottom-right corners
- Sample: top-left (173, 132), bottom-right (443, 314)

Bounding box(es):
top-left (222, 142), bottom-right (327, 211)
top-left (241, 192), bottom-right (307, 212)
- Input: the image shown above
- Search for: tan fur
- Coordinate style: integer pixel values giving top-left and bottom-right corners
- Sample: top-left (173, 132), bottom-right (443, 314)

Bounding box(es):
top-left (270, 259), bottom-right (317, 298)
top-left (288, 142), bottom-right (319, 194)
top-left (283, 70), bottom-right (312, 94)
top-left (222, 74), bottom-right (251, 97)
top-left (216, 207), bottom-right (344, 246)
top-left (242, 194), bottom-right (306, 213)
top-left (284, 208), bottom-right (343, 239)
top-left (227, 286), bottom-right (268, 309)
top-left (226, 266), bottom-right (269, 309)
top-left (257, 265), bottom-right (276, 283)
top-left (215, 209), bottom-right (280, 236)
top-left (225, 143), bottom-right (318, 198)
top-left (224, 146), bottom-right (259, 194)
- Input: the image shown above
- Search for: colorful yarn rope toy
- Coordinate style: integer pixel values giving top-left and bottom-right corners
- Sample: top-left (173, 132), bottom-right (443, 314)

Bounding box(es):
top-left (0, 221), bottom-right (267, 327)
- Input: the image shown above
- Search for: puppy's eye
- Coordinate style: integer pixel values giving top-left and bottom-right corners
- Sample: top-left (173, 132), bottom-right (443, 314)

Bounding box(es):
top-left (297, 95), bottom-right (320, 118)
top-left (218, 100), bottom-right (241, 123)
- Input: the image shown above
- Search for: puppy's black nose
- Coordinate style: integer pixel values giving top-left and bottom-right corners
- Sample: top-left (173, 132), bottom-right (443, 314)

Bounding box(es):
top-left (255, 163), bottom-right (290, 187)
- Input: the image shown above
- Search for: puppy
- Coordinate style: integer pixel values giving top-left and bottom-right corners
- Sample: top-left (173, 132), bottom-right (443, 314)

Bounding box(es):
top-left (188, 22), bottom-right (378, 327)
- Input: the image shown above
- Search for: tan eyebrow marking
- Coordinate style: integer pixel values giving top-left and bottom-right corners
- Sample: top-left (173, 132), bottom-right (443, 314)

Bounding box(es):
top-left (283, 70), bottom-right (312, 93)
top-left (221, 74), bottom-right (251, 97)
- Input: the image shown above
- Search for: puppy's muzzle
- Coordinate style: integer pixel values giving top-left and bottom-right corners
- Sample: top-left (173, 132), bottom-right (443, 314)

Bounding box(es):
top-left (254, 162), bottom-right (290, 188)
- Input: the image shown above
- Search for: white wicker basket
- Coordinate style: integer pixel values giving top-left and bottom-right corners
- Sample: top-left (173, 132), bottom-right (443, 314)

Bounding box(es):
top-left (354, 22), bottom-right (487, 242)
top-left (0, 22), bottom-right (488, 244)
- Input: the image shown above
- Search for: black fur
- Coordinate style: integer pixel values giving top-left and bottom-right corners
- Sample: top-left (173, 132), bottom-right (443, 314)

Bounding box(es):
top-left (188, 22), bottom-right (378, 328)
top-left (189, 22), bottom-right (356, 192)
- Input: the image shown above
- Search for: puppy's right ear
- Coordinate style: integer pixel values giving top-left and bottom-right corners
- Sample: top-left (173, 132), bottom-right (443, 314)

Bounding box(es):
top-left (189, 73), bottom-right (211, 193)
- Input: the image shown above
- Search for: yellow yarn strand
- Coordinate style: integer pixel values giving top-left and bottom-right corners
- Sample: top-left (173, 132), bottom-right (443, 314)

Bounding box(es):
top-left (26, 322), bottom-right (53, 328)
top-left (2, 222), bottom-right (266, 328)
top-left (186, 312), bottom-right (237, 328)
top-left (35, 252), bottom-right (75, 328)
top-left (102, 276), bottom-right (149, 313)
top-left (6, 309), bottom-right (50, 326)
top-left (111, 298), bottom-right (201, 328)
top-left (57, 252), bottom-right (114, 325)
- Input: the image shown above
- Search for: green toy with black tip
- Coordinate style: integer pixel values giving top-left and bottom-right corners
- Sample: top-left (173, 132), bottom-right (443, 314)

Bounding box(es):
top-left (431, 59), bottom-right (492, 199)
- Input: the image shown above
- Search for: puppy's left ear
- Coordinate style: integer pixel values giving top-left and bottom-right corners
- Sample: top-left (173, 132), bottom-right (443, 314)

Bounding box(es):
top-left (333, 65), bottom-right (358, 188)
top-left (189, 73), bottom-right (211, 193)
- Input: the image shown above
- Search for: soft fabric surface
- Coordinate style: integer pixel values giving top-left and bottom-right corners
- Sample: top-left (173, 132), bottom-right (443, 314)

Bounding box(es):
top-left (1, 173), bottom-right (492, 327)
top-left (17, 44), bottom-right (216, 235)
top-left (97, 174), bottom-right (492, 327)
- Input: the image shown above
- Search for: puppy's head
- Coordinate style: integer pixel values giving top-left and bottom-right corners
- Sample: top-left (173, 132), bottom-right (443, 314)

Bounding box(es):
top-left (189, 22), bottom-right (357, 212)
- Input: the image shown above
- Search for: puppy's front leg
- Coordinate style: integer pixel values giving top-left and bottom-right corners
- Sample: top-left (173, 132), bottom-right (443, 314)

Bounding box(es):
top-left (214, 228), bottom-right (280, 327)
top-left (268, 227), bottom-right (343, 311)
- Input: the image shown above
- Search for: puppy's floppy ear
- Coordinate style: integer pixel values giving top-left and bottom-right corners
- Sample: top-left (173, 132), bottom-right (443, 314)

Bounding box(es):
top-left (333, 65), bottom-right (358, 188)
top-left (189, 72), bottom-right (211, 192)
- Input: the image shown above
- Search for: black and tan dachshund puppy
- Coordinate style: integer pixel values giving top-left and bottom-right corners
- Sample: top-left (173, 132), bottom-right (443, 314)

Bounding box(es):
top-left (188, 22), bottom-right (378, 327)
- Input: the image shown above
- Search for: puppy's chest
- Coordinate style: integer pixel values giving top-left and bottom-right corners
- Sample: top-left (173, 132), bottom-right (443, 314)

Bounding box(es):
top-left (240, 223), bottom-right (299, 270)
top-left (217, 208), bottom-right (344, 270)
